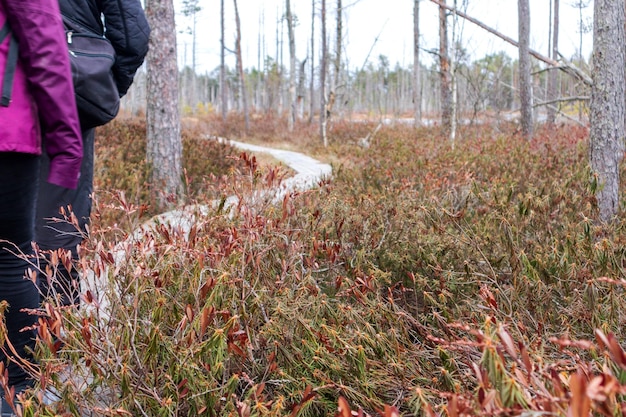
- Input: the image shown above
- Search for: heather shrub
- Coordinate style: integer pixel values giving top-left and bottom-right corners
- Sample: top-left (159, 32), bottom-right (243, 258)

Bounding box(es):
top-left (15, 116), bottom-right (626, 416)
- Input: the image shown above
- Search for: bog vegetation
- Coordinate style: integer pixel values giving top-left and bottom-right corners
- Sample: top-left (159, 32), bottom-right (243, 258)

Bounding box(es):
top-left (14, 116), bottom-right (626, 416)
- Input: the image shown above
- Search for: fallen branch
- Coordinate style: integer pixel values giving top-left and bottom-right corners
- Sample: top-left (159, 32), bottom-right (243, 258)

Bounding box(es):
top-left (534, 96), bottom-right (590, 107)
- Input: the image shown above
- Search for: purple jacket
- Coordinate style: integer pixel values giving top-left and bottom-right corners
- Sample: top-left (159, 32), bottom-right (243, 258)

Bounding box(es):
top-left (0, 0), bottom-right (82, 189)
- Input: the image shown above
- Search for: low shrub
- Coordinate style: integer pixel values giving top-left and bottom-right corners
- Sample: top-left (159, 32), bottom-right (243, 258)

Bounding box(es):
top-left (13, 116), bottom-right (626, 416)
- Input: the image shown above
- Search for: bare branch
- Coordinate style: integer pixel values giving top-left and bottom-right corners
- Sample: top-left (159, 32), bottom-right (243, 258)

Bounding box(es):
top-left (534, 96), bottom-right (590, 108)
top-left (427, 0), bottom-right (593, 86)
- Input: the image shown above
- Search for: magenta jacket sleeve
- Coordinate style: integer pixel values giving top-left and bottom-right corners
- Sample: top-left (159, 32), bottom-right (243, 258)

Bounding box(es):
top-left (3, 0), bottom-right (82, 189)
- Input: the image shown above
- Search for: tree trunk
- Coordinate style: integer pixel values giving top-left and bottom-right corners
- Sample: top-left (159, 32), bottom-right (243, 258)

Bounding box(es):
top-left (547, 0), bottom-right (559, 124)
top-left (590, 0), bottom-right (625, 222)
top-left (276, 5), bottom-right (284, 117)
top-left (145, 0), bottom-right (182, 211)
top-left (297, 58), bottom-right (307, 119)
top-left (220, 0), bottom-right (227, 120)
top-left (439, 1), bottom-right (452, 133)
top-left (308, 0), bottom-right (315, 124)
top-left (286, 0), bottom-right (296, 131)
top-left (233, 0), bottom-right (249, 133)
top-left (518, 0), bottom-right (533, 139)
top-left (320, 0), bottom-right (328, 146)
top-left (327, 0), bottom-right (342, 125)
top-left (450, 0), bottom-right (458, 143)
top-left (413, 0), bottom-right (422, 127)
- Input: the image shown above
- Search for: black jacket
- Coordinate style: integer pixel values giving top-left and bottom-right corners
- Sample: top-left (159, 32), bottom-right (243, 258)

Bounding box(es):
top-left (59, 0), bottom-right (150, 96)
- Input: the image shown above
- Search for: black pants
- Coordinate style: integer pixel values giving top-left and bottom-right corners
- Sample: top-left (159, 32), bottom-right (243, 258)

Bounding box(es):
top-left (36, 128), bottom-right (94, 306)
top-left (0, 153), bottom-right (40, 388)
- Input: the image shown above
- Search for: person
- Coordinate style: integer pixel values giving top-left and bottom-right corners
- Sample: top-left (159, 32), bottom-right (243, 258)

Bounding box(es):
top-left (35, 0), bottom-right (150, 307)
top-left (0, 0), bottom-right (83, 413)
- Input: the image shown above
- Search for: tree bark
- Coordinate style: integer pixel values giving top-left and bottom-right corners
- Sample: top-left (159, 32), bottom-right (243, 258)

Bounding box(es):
top-left (286, 0), bottom-right (296, 131)
top-left (439, 2), bottom-right (452, 133)
top-left (413, 0), bottom-right (422, 127)
top-left (233, 0), bottom-right (249, 133)
top-left (547, 0), bottom-right (559, 124)
top-left (590, 0), bottom-right (625, 222)
top-left (145, 0), bottom-right (182, 211)
top-left (518, 0), bottom-right (533, 140)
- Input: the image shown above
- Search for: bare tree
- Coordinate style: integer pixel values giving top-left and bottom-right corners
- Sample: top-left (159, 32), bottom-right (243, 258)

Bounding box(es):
top-left (413, 0), bottom-right (421, 126)
top-left (220, 0), bottom-right (227, 120)
top-left (547, 0), bottom-right (559, 125)
top-left (590, 0), bottom-right (625, 222)
top-left (428, 0), bottom-right (592, 86)
top-left (571, 0), bottom-right (591, 60)
top-left (233, 0), bottom-right (249, 132)
top-left (439, 1), bottom-right (452, 134)
top-left (320, 0), bottom-right (328, 146)
top-left (571, 0), bottom-right (591, 121)
top-left (327, 0), bottom-right (342, 125)
top-left (181, 0), bottom-right (201, 73)
top-left (286, 0), bottom-right (296, 131)
top-left (309, 0), bottom-right (316, 124)
top-left (181, 0), bottom-right (201, 111)
top-left (518, 0), bottom-right (533, 139)
top-left (449, 0), bottom-right (459, 143)
top-left (298, 58), bottom-right (307, 118)
top-left (145, 0), bottom-right (182, 210)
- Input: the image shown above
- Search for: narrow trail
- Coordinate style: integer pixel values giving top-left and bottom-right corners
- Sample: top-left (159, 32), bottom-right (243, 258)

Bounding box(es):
top-left (82, 138), bottom-right (332, 319)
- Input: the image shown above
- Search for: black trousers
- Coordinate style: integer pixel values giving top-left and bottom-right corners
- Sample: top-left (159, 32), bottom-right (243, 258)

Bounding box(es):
top-left (36, 128), bottom-right (94, 306)
top-left (0, 153), bottom-right (40, 387)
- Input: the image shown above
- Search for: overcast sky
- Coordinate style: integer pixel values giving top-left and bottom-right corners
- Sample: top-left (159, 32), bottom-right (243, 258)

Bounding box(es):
top-left (174, 0), bottom-right (594, 74)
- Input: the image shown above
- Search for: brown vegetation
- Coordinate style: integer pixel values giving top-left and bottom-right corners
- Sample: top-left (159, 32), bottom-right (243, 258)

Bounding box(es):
top-left (12, 116), bottom-right (626, 416)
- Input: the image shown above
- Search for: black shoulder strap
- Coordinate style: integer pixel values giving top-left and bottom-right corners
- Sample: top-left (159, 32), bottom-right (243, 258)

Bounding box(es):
top-left (0, 21), bottom-right (18, 107)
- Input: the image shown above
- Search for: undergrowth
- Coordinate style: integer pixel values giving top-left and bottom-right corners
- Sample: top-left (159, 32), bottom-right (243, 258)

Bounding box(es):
top-left (9, 116), bottom-right (626, 416)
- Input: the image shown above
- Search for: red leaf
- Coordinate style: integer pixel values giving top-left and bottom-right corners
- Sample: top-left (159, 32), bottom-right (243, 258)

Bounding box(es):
top-left (384, 405), bottom-right (400, 417)
top-left (337, 397), bottom-right (351, 417)
top-left (519, 341), bottom-right (533, 375)
top-left (568, 371), bottom-right (590, 417)
top-left (498, 325), bottom-right (518, 359)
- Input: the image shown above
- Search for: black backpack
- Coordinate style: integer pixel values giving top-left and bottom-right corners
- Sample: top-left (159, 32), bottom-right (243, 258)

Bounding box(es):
top-left (1, 16), bottom-right (120, 129)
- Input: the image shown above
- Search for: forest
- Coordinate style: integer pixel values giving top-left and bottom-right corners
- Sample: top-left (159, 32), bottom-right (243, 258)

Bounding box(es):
top-left (13, 0), bottom-right (626, 416)
top-left (126, 0), bottom-right (593, 128)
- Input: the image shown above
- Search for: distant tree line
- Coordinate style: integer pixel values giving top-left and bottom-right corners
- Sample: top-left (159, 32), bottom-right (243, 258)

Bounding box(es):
top-left (123, 48), bottom-right (590, 126)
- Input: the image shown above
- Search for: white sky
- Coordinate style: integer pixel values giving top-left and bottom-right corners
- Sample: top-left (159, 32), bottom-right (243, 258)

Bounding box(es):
top-left (175, 0), bottom-right (594, 74)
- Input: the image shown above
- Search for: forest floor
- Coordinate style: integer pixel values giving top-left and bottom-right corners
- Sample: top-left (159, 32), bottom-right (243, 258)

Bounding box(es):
top-left (26, 115), bottom-right (626, 417)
